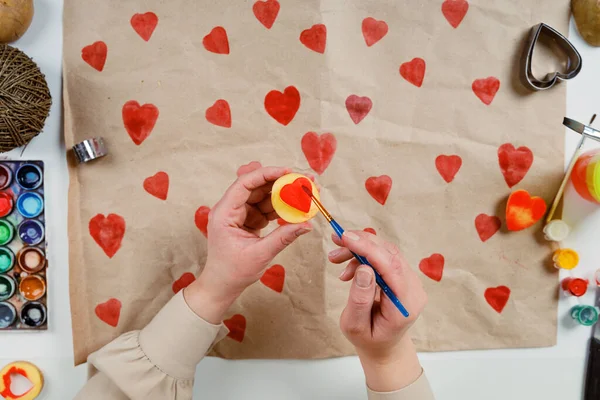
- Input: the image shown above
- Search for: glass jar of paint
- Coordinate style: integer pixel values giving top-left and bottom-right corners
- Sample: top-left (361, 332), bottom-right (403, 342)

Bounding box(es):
top-left (16, 192), bottom-right (44, 219)
top-left (17, 247), bottom-right (45, 273)
top-left (0, 193), bottom-right (14, 219)
top-left (0, 301), bottom-right (16, 329)
top-left (17, 220), bottom-right (44, 246)
top-left (571, 305), bottom-right (599, 326)
top-left (0, 247), bottom-right (14, 273)
top-left (572, 149), bottom-right (600, 203)
top-left (19, 275), bottom-right (46, 301)
top-left (20, 301), bottom-right (46, 327)
top-left (0, 165), bottom-right (13, 191)
top-left (0, 274), bottom-right (16, 301)
top-left (16, 164), bottom-right (43, 190)
top-left (561, 277), bottom-right (588, 297)
top-left (0, 219), bottom-right (14, 246)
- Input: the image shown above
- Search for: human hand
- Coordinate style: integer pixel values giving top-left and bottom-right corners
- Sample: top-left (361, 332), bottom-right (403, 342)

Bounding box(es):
top-left (184, 166), bottom-right (312, 324)
top-left (328, 230), bottom-right (427, 392)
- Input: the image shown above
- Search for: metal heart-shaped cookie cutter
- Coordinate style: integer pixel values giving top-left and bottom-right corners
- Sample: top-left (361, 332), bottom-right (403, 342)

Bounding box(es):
top-left (520, 23), bottom-right (582, 91)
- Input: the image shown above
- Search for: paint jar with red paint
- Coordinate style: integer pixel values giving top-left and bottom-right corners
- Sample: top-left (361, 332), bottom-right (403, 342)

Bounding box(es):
top-left (571, 149), bottom-right (600, 204)
top-left (561, 277), bottom-right (588, 297)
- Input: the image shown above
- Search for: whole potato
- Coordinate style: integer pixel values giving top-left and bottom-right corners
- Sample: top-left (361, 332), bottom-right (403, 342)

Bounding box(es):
top-left (0, 0), bottom-right (34, 44)
top-left (572, 0), bottom-right (600, 46)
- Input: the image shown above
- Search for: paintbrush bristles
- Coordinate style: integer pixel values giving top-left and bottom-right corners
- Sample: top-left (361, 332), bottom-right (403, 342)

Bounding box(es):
top-left (301, 185), bottom-right (333, 222)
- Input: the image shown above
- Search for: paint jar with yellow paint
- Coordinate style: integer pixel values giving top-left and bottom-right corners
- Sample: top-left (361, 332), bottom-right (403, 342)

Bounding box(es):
top-left (552, 248), bottom-right (580, 270)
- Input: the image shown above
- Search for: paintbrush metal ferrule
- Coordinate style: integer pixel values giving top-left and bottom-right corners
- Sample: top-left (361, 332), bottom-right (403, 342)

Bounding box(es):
top-left (302, 185), bottom-right (332, 222)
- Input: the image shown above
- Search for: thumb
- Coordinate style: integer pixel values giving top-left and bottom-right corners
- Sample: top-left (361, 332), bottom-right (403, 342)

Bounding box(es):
top-left (341, 266), bottom-right (376, 336)
top-left (255, 222), bottom-right (312, 261)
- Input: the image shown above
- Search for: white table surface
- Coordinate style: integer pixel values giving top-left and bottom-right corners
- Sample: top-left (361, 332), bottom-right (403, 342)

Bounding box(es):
top-left (1, 1), bottom-right (600, 399)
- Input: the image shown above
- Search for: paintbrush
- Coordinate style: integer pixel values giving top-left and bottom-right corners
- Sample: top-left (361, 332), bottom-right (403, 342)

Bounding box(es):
top-left (302, 185), bottom-right (410, 317)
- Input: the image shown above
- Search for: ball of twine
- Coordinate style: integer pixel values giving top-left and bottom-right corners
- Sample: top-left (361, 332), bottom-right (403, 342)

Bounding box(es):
top-left (0, 44), bottom-right (52, 152)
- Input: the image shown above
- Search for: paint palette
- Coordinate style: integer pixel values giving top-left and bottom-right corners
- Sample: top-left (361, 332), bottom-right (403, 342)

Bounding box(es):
top-left (0, 161), bottom-right (48, 331)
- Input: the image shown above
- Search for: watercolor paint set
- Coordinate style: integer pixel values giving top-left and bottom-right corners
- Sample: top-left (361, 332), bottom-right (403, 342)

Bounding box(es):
top-left (0, 161), bottom-right (48, 331)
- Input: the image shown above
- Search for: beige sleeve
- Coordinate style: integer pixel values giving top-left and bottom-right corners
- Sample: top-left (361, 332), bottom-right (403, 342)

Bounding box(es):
top-left (367, 371), bottom-right (435, 400)
top-left (74, 291), bottom-right (229, 400)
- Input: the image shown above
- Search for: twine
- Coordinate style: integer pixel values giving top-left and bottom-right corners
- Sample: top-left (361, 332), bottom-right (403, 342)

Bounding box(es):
top-left (0, 44), bottom-right (52, 152)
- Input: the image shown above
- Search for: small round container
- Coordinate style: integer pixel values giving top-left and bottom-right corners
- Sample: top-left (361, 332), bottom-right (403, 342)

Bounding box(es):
top-left (16, 164), bottom-right (43, 190)
top-left (0, 165), bottom-right (13, 190)
top-left (17, 247), bottom-right (45, 273)
top-left (0, 274), bottom-right (16, 301)
top-left (543, 220), bottom-right (570, 242)
top-left (18, 219), bottom-right (44, 246)
top-left (553, 248), bottom-right (579, 270)
top-left (0, 219), bottom-right (14, 246)
top-left (0, 301), bottom-right (16, 329)
top-left (19, 275), bottom-right (46, 301)
top-left (16, 192), bottom-right (44, 218)
top-left (571, 305), bottom-right (599, 326)
top-left (561, 277), bottom-right (588, 297)
top-left (20, 301), bottom-right (47, 327)
top-left (0, 247), bottom-right (15, 273)
top-left (0, 193), bottom-right (14, 218)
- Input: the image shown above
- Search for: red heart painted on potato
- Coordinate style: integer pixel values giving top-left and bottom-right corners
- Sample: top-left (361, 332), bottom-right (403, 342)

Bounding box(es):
top-left (484, 286), bottom-right (510, 313)
top-left (506, 190), bottom-right (546, 231)
top-left (224, 314), bottom-right (246, 342)
top-left (442, 0), bottom-right (469, 28)
top-left (143, 171), bottom-right (169, 200)
top-left (365, 175), bottom-right (392, 205)
top-left (203, 26), bottom-right (230, 54)
top-left (435, 155), bottom-right (462, 183)
top-left (131, 12), bottom-right (158, 41)
top-left (122, 101), bottom-right (159, 145)
top-left (472, 77), bottom-right (500, 105)
top-left (89, 214), bottom-right (126, 258)
top-left (419, 254), bottom-right (444, 282)
top-left (280, 177), bottom-right (312, 212)
top-left (95, 298), bottom-right (122, 327)
top-left (195, 206), bottom-right (210, 237)
top-left (300, 24), bottom-right (327, 53)
top-left (264, 86), bottom-right (301, 126)
top-left (81, 41), bottom-right (107, 72)
top-left (301, 132), bottom-right (337, 175)
top-left (474, 214), bottom-right (501, 242)
top-left (498, 143), bottom-right (533, 188)
top-left (205, 99), bottom-right (232, 128)
top-left (172, 272), bottom-right (196, 294)
top-left (237, 161), bottom-right (262, 177)
top-left (362, 17), bottom-right (388, 47)
top-left (400, 58), bottom-right (426, 87)
top-left (253, 0), bottom-right (280, 29)
top-left (363, 227), bottom-right (377, 235)
top-left (345, 95), bottom-right (373, 125)
top-left (260, 264), bottom-right (285, 293)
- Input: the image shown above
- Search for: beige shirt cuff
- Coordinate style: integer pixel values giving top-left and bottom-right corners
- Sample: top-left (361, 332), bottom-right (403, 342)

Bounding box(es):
top-left (367, 370), bottom-right (435, 400)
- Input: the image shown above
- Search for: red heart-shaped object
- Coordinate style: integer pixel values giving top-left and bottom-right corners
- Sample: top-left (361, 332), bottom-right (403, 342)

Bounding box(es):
top-left (280, 177), bottom-right (312, 212)
top-left (237, 161), bottom-right (262, 177)
top-left (506, 190), bottom-right (547, 231)
top-left (277, 218), bottom-right (288, 226)
top-left (205, 99), bottom-right (232, 128)
top-left (362, 17), bottom-right (388, 47)
top-left (195, 206), bottom-right (210, 237)
top-left (301, 132), bottom-right (337, 175)
top-left (264, 86), bottom-right (301, 126)
top-left (363, 227), bottom-right (377, 235)
top-left (365, 175), bottom-right (392, 205)
top-left (472, 77), bottom-right (500, 105)
top-left (442, 0), bottom-right (469, 28)
top-left (253, 0), bottom-right (280, 29)
top-left (172, 272), bottom-right (196, 294)
top-left (203, 26), bottom-right (230, 54)
top-left (122, 101), bottom-right (159, 145)
top-left (89, 214), bottom-right (126, 258)
top-left (419, 254), bottom-right (444, 282)
top-left (474, 214), bottom-right (501, 242)
top-left (224, 314), bottom-right (246, 342)
top-left (345, 95), bottom-right (373, 125)
top-left (95, 298), bottom-right (122, 327)
top-left (131, 12), bottom-right (158, 41)
top-left (81, 41), bottom-right (107, 72)
top-left (435, 155), bottom-right (462, 183)
top-left (300, 24), bottom-right (327, 54)
top-left (260, 264), bottom-right (285, 293)
top-left (143, 171), bottom-right (169, 200)
top-left (484, 286), bottom-right (510, 313)
top-left (400, 58), bottom-right (426, 88)
top-left (498, 143), bottom-right (533, 188)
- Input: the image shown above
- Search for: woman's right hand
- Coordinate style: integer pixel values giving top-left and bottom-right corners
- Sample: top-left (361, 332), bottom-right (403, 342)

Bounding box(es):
top-left (328, 230), bottom-right (427, 392)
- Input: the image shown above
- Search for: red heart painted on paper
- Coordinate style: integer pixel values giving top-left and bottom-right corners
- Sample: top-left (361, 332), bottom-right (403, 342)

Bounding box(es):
top-left (506, 190), bottom-right (546, 231)
top-left (172, 272), bottom-right (196, 294)
top-left (264, 86), bottom-right (301, 126)
top-left (400, 58), bottom-right (426, 88)
top-left (205, 99), bottom-right (232, 128)
top-left (143, 171), bottom-right (169, 200)
top-left (484, 286), bottom-right (510, 313)
top-left (474, 214), bottom-right (501, 242)
top-left (89, 214), bottom-right (126, 258)
top-left (301, 132), bottom-right (337, 175)
top-left (472, 77), bottom-right (500, 105)
top-left (300, 24), bottom-right (327, 54)
top-left (363, 227), bottom-right (377, 235)
top-left (362, 17), bottom-right (388, 47)
top-left (498, 143), bottom-right (533, 188)
top-left (345, 95), bottom-right (373, 125)
top-left (419, 254), bottom-right (444, 282)
top-left (203, 26), bottom-right (230, 54)
top-left (435, 155), bottom-right (462, 183)
top-left (442, 0), bottom-right (469, 28)
top-left (277, 218), bottom-right (288, 226)
top-left (260, 264), bottom-right (285, 293)
top-left (365, 175), bottom-right (392, 205)
top-left (95, 298), bottom-right (122, 327)
top-left (195, 206), bottom-right (210, 237)
top-left (224, 314), bottom-right (246, 342)
top-left (253, 0), bottom-right (280, 29)
top-left (280, 177), bottom-right (312, 213)
top-left (81, 41), bottom-right (107, 72)
top-left (122, 101), bottom-right (159, 145)
top-left (131, 12), bottom-right (158, 41)
top-left (237, 161), bottom-right (262, 177)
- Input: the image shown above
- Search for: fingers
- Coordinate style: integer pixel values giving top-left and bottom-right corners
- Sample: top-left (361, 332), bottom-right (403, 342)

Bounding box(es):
top-left (340, 266), bottom-right (377, 338)
top-left (328, 246), bottom-right (354, 264)
top-left (244, 204), bottom-right (269, 231)
top-left (219, 167), bottom-right (289, 211)
top-left (329, 231), bottom-right (398, 265)
top-left (253, 222), bottom-right (313, 261)
top-left (247, 183), bottom-right (274, 205)
top-left (340, 231), bottom-right (407, 277)
top-left (338, 259), bottom-right (360, 281)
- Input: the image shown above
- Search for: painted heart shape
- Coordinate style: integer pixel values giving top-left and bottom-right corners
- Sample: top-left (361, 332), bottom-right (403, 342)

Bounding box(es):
top-left (484, 286), bottom-right (510, 313)
top-left (363, 227), bottom-right (377, 235)
top-left (205, 99), bottom-right (231, 128)
top-left (474, 214), bottom-right (501, 242)
top-left (95, 298), bottom-right (122, 327)
top-left (301, 132), bottom-right (337, 175)
top-left (81, 41), bottom-right (107, 72)
top-left (400, 58), bottom-right (426, 87)
top-left (122, 101), bottom-right (159, 145)
top-left (264, 86), bottom-right (301, 126)
top-left (203, 26), bottom-right (230, 54)
top-left (345, 95), bottom-right (373, 124)
top-left (362, 17), bottom-right (388, 47)
top-left (260, 264), bottom-right (285, 293)
top-left (172, 272), bottom-right (196, 294)
top-left (280, 177), bottom-right (313, 212)
top-left (505, 189), bottom-right (547, 231)
top-left (195, 206), bottom-right (210, 237)
top-left (237, 161), bottom-right (262, 177)
top-left (419, 254), bottom-right (444, 282)
top-left (143, 171), bottom-right (169, 200)
top-left (89, 214), bottom-right (126, 258)
top-left (365, 175), bottom-right (392, 205)
top-left (498, 143), bottom-right (533, 188)
top-left (442, 0), bottom-right (469, 28)
top-left (253, 0), bottom-right (280, 29)
top-left (224, 314), bottom-right (246, 342)
top-left (472, 77), bottom-right (500, 105)
top-left (131, 12), bottom-right (158, 41)
top-left (300, 24), bottom-right (327, 53)
top-left (435, 155), bottom-right (462, 183)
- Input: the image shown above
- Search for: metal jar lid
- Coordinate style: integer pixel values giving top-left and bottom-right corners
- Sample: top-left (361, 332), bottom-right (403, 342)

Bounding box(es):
top-left (72, 137), bottom-right (107, 164)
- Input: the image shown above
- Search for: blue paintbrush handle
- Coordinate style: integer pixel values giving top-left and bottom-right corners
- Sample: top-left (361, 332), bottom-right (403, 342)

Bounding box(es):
top-left (329, 219), bottom-right (409, 317)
